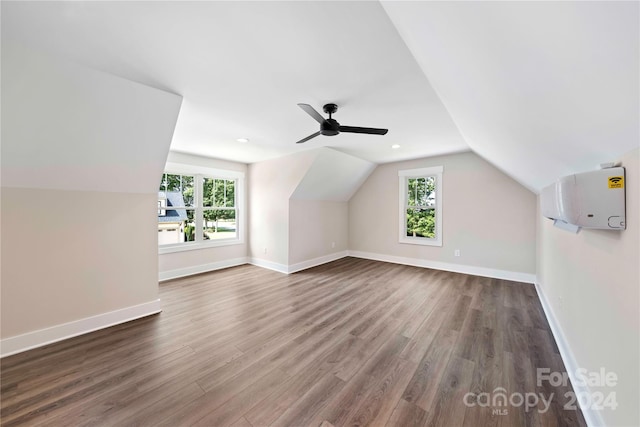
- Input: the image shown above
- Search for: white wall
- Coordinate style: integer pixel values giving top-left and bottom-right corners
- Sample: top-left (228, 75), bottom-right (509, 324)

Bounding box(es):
top-left (1, 43), bottom-right (181, 355)
top-left (158, 152), bottom-right (248, 280)
top-left (249, 148), bottom-right (373, 272)
top-left (537, 147), bottom-right (639, 427)
top-left (349, 151), bottom-right (537, 279)
top-left (289, 200), bottom-right (348, 266)
top-left (248, 151), bottom-right (318, 269)
top-left (1, 189), bottom-right (160, 338)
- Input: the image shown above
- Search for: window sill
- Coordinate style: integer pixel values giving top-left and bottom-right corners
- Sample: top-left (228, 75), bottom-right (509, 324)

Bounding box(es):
top-left (399, 237), bottom-right (442, 247)
top-left (158, 238), bottom-right (244, 255)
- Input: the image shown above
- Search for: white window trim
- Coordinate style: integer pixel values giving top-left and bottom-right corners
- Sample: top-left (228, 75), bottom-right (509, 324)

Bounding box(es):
top-left (158, 166), bottom-right (246, 255)
top-left (398, 166), bottom-right (443, 247)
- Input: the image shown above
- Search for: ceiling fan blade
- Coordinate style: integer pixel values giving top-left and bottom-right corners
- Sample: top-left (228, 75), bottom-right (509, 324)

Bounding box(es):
top-left (339, 126), bottom-right (388, 135)
top-left (297, 103), bottom-right (325, 124)
top-left (295, 131), bottom-right (321, 144)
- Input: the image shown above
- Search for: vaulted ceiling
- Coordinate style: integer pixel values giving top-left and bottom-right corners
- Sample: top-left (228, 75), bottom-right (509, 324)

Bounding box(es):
top-left (381, 1), bottom-right (639, 191)
top-left (2, 1), bottom-right (638, 192)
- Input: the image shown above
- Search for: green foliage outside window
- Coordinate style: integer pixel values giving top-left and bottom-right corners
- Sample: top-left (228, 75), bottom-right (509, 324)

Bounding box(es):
top-left (159, 174), bottom-right (194, 206)
top-left (406, 176), bottom-right (436, 238)
top-left (203, 178), bottom-right (235, 232)
top-left (158, 174), bottom-right (237, 244)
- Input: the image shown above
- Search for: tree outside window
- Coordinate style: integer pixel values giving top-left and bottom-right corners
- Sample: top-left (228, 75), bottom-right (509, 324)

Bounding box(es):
top-left (406, 176), bottom-right (436, 238)
top-left (203, 178), bottom-right (236, 239)
top-left (158, 173), bottom-right (238, 246)
top-left (399, 166), bottom-right (443, 246)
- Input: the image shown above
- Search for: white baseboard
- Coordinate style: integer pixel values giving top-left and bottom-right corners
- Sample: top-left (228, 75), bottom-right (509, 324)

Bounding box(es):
top-left (534, 282), bottom-right (603, 427)
top-left (0, 299), bottom-right (162, 358)
top-left (159, 257), bottom-right (249, 281)
top-left (248, 257), bottom-right (289, 274)
top-left (347, 250), bottom-right (536, 284)
top-left (250, 251), bottom-right (348, 274)
top-left (288, 251), bottom-right (349, 274)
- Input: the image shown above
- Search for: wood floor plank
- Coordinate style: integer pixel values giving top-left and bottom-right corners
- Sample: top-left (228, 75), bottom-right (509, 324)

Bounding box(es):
top-left (343, 357), bottom-right (417, 427)
top-left (461, 326), bottom-right (503, 427)
top-left (423, 356), bottom-right (476, 427)
top-left (399, 280), bottom-right (448, 339)
top-left (243, 326), bottom-right (367, 425)
top-left (270, 373), bottom-right (345, 427)
top-left (0, 258), bottom-right (587, 427)
top-left (229, 416), bottom-right (253, 427)
top-left (305, 370), bottom-right (377, 427)
top-left (402, 328), bottom-right (459, 412)
top-left (385, 398), bottom-right (429, 427)
top-left (192, 368), bottom-right (287, 427)
top-left (306, 334), bottom-right (411, 426)
top-left (46, 346), bottom-right (243, 426)
top-left (159, 365), bottom-right (291, 426)
top-left (2, 345), bottom-right (198, 426)
top-left (97, 381), bottom-right (205, 427)
top-left (243, 355), bottom-right (337, 426)
top-left (497, 351), bottom-right (538, 427)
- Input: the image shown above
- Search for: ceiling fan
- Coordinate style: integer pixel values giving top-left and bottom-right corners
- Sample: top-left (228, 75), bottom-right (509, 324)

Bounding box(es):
top-left (295, 103), bottom-right (388, 144)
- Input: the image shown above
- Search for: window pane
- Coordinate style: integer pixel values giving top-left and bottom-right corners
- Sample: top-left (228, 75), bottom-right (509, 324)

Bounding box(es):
top-left (159, 175), bottom-right (195, 208)
top-left (406, 208), bottom-right (436, 239)
top-left (203, 209), bottom-right (237, 240)
top-left (203, 178), bottom-right (236, 208)
top-left (182, 175), bottom-right (194, 207)
top-left (407, 178), bottom-right (416, 206)
top-left (203, 177), bottom-right (214, 207)
top-left (215, 179), bottom-right (225, 207)
top-left (424, 176), bottom-right (436, 207)
top-left (225, 180), bottom-right (235, 208)
top-left (407, 176), bottom-right (436, 208)
top-left (416, 178), bottom-right (426, 205)
top-left (158, 209), bottom-right (195, 245)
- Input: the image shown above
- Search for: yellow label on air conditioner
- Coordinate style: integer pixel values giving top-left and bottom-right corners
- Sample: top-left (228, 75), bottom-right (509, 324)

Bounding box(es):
top-left (608, 176), bottom-right (624, 189)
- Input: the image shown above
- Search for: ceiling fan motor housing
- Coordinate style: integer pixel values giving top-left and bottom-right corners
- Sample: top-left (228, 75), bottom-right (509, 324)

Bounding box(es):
top-left (321, 119), bottom-right (340, 136)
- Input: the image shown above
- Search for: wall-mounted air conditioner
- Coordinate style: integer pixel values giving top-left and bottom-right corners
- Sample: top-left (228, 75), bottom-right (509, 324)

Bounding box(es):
top-left (541, 167), bottom-right (626, 232)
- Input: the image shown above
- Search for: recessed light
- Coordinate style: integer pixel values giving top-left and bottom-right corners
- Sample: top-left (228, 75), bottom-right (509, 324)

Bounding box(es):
top-left (391, 144), bottom-right (400, 149)
top-left (236, 138), bottom-right (249, 143)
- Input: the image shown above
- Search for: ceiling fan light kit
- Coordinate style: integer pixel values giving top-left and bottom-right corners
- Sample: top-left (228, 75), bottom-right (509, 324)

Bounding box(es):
top-left (295, 103), bottom-right (388, 144)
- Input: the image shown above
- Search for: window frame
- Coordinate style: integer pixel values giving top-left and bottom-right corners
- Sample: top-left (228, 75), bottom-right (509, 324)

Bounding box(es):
top-left (158, 163), bottom-right (245, 254)
top-left (398, 166), bottom-right (443, 247)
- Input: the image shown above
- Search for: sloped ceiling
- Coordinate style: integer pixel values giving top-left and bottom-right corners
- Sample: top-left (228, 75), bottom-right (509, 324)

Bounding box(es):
top-left (382, 1), bottom-right (639, 192)
top-left (291, 148), bottom-right (376, 202)
top-left (2, 1), bottom-right (637, 194)
top-left (1, 1), bottom-right (468, 165)
top-left (1, 42), bottom-right (182, 194)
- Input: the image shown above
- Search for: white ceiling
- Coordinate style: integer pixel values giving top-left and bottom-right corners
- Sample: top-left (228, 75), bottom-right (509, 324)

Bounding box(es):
top-left (3, 1), bottom-right (637, 193)
top-left (382, 1), bottom-right (639, 191)
top-left (291, 148), bottom-right (376, 202)
top-left (1, 1), bottom-right (468, 165)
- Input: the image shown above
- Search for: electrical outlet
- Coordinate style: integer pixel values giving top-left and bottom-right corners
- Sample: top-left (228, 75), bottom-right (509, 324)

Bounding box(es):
top-left (331, 241), bottom-right (336, 248)
top-left (263, 247), bottom-right (267, 254)
top-left (454, 249), bottom-right (461, 257)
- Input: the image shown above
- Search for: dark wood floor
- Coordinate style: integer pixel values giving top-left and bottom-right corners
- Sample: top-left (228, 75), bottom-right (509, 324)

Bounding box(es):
top-left (1, 257), bottom-right (586, 427)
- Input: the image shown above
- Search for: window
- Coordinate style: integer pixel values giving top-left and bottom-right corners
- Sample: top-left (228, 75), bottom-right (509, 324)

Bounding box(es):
top-left (399, 166), bottom-right (443, 246)
top-left (158, 166), bottom-right (244, 253)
